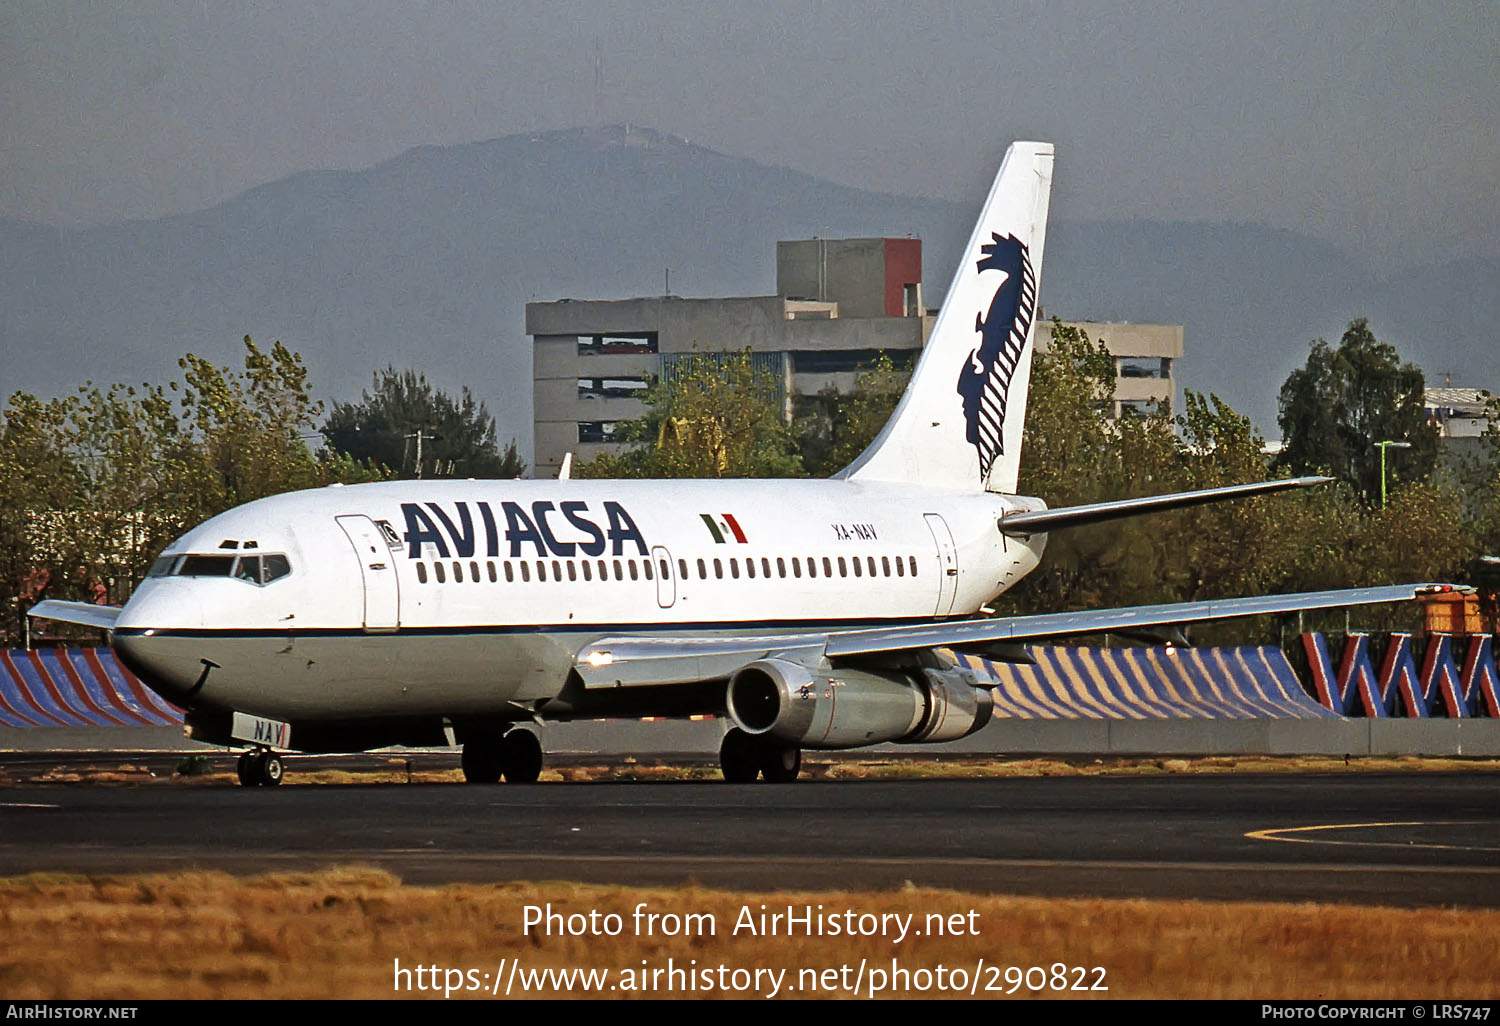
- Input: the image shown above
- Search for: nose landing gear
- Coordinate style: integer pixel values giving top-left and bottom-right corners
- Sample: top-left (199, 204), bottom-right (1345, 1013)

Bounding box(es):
top-left (235, 749), bottom-right (285, 787)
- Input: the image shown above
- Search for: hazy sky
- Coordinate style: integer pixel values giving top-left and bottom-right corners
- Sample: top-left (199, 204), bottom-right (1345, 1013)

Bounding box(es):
top-left (2, 1), bottom-right (1496, 274)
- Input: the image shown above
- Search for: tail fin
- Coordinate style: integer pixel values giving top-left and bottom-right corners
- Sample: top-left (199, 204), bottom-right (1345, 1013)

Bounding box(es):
top-left (841, 141), bottom-right (1053, 493)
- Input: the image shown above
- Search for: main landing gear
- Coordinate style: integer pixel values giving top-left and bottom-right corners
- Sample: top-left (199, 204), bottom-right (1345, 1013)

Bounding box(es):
top-left (719, 728), bottom-right (801, 783)
top-left (460, 727), bottom-right (544, 783)
top-left (236, 749), bottom-right (284, 787)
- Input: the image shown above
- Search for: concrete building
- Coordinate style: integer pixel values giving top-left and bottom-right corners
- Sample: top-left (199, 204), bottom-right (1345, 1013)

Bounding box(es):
top-left (1425, 386), bottom-right (1495, 463)
top-left (528, 238), bottom-right (930, 477)
top-left (1038, 320), bottom-right (1183, 420)
top-left (528, 237), bottom-right (1183, 477)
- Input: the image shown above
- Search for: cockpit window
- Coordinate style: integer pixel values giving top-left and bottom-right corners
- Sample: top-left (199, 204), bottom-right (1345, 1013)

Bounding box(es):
top-left (234, 554), bottom-right (292, 585)
top-left (168, 552), bottom-right (292, 585)
top-left (178, 554), bottom-right (236, 577)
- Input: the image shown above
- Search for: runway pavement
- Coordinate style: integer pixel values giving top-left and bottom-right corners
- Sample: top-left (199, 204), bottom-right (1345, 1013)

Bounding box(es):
top-left (1, 761), bottom-right (1497, 907)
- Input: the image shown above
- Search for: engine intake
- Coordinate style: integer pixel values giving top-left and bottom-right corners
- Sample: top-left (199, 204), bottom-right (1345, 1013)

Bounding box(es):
top-left (725, 659), bottom-right (992, 749)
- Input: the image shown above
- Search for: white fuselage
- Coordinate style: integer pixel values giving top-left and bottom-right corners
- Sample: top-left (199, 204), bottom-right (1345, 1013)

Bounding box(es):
top-left (111, 478), bottom-right (1046, 723)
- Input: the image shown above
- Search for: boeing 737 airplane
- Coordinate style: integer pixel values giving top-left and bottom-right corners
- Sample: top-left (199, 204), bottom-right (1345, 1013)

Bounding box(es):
top-left (30, 141), bottom-right (1445, 786)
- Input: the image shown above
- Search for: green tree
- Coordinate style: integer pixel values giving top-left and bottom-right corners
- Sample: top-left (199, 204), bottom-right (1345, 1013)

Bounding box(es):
top-left (322, 367), bottom-right (526, 479)
top-left (1275, 318), bottom-right (1438, 504)
top-left (796, 353), bottom-right (911, 477)
top-left (3, 337), bottom-right (375, 644)
top-left (574, 351), bottom-right (803, 479)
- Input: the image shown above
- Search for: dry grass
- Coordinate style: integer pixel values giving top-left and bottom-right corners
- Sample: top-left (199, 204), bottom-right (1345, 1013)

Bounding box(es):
top-left (0, 868), bottom-right (1496, 999)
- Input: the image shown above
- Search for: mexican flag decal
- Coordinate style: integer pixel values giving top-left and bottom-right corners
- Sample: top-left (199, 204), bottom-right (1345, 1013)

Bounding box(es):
top-left (700, 513), bottom-right (748, 544)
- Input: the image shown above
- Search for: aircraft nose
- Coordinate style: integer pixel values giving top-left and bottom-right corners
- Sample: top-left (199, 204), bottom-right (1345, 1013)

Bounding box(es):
top-left (112, 632), bottom-right (219, 708)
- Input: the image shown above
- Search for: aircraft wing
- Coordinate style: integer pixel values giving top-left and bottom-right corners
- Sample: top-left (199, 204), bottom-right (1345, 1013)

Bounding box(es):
top-left (573, 583), bottom-right (1453, 688)
top-left (27, 600), bottom-right (124, 631)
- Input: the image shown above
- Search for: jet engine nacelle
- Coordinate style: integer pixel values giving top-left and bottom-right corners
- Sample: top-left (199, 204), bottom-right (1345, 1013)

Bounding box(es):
top-left (725, 659), bottom-right (993, 749)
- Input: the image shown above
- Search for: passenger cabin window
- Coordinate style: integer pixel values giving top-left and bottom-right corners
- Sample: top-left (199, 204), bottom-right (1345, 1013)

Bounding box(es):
top-left (435, 562), bottom-right (447, 583)
top-left (416, 562), bottom-right (428, 584)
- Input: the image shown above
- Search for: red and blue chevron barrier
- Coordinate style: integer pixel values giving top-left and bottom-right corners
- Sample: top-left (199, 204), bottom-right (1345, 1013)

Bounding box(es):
top-left (4, 639), bottom-right (1497, 727)
top-left (1301, 633), bottom-right (1500, 718)
top-left (955, 645), bottom-right (1337, 718)
top-left (0, 649), bottom-right (181, 727)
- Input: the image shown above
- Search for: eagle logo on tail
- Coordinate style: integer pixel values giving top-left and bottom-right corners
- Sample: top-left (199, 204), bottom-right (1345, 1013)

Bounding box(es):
top-left (955, 232), bottom-right (1036, 482)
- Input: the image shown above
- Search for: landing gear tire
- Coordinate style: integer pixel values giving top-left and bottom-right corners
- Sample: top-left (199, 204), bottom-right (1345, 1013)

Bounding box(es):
top-left (237, 750), bottom-right (284, 787)
top-left (758, 742), bottom-right (801, 783)
top-left (236, 751), bottom-right (256, 787)
top-left (461, 735), bottom-right (505, 783)
top-left (257, 752), bottom-right (284, 787)
top-left (501, 729), bottom-right (543, 783)
top-left (719, 728), bottom-right (761, 783)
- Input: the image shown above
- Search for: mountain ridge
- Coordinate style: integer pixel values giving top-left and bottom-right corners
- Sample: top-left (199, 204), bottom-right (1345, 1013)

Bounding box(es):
top-left (1, 125), bottom-right (1492, 462)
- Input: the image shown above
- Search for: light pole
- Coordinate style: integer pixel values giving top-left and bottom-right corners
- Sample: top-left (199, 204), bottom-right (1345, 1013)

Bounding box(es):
top-left (1375, 440), bottom-right (1411, 509)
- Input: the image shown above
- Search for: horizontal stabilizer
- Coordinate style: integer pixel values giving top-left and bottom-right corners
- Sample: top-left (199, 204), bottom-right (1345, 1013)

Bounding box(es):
top-left (998, 476), bottom-right (1332, 535)
top-left (27, 600), bottom-right (123, 631)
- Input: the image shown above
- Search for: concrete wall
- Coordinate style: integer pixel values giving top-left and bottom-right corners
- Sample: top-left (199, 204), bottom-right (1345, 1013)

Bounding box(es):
top-left (8, 718), bottom-right (1497, 758)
